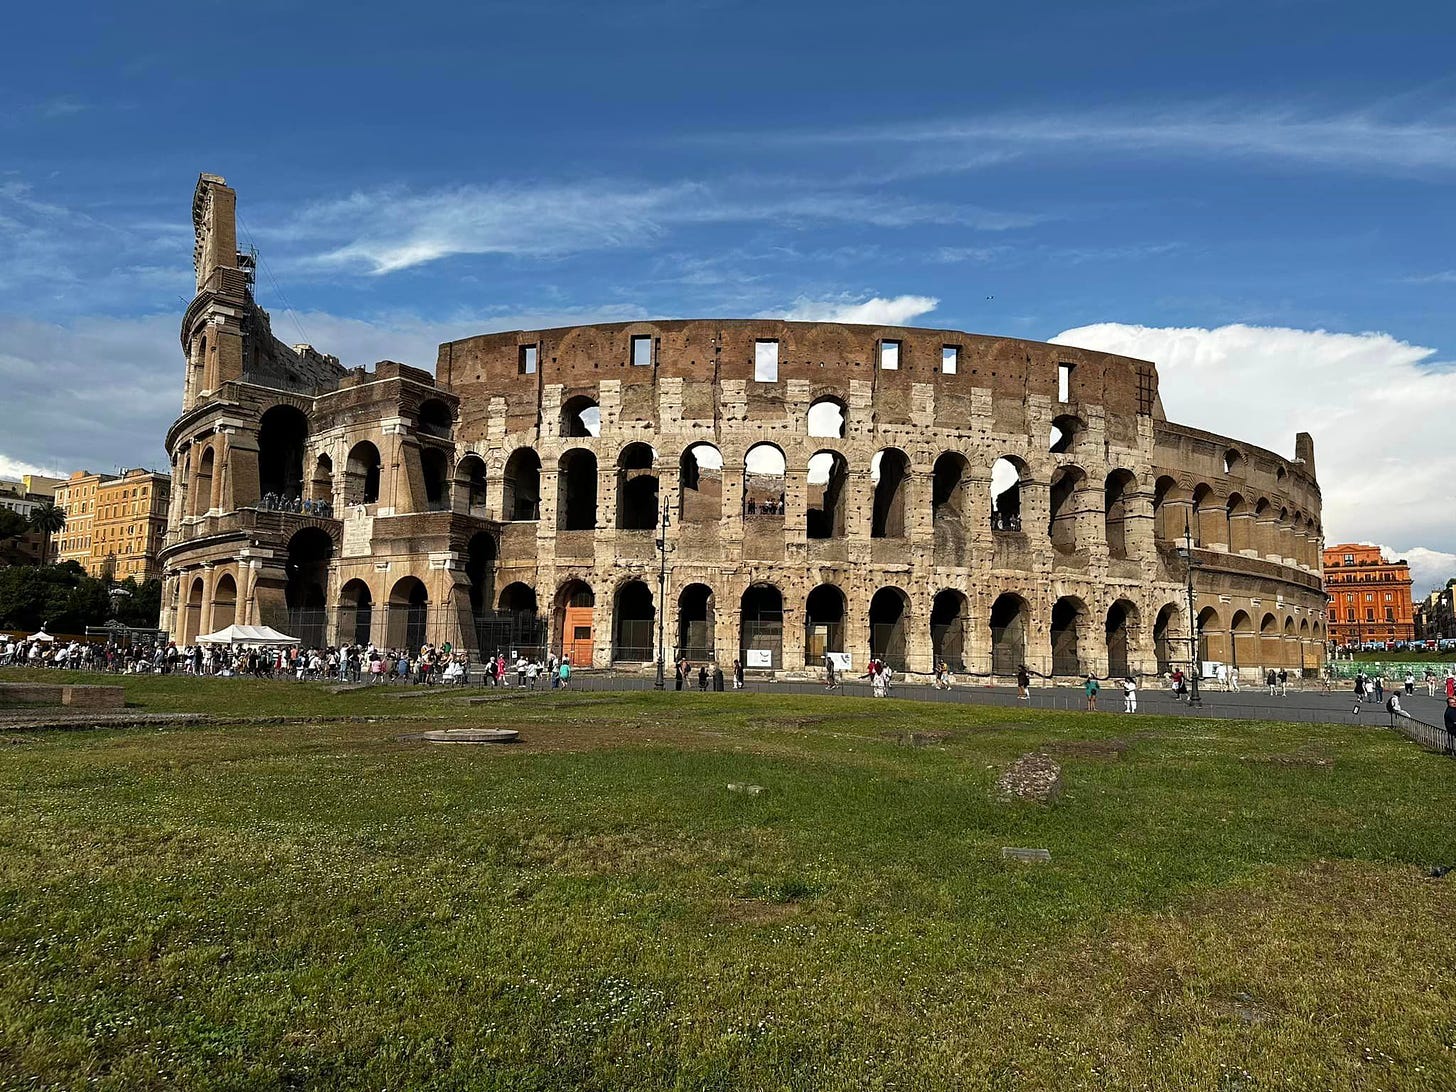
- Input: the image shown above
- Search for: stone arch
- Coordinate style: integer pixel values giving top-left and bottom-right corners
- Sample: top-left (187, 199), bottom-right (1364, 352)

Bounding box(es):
top-left (285, 527), bottom-right (334, 646)
top-left (612, 579), bottom-right (655, 663)
top-left (558, 449), bottom-right (599, 531)
top-left (1223, 447), bottom-right (1244, 474)
top-left (1198, 605), bottom-right (1224, 664)
top-left (1229, 609), bottom-right (1253, 671)
top-left (1048, 464), bottom-right (1087, 553)
top-left (679, 443), bottom-right (723, 523)
top-left (991, 456), bottom-right (1026, 531)
top-left (616, 443), bottom-right (659, 530)
top-left (990, 592), bottom-right (1029, 675)
top-left (456, 455), bottom-right (488, 512)
top-left (1153, 475), bottom-right (1181, 541)
top-left (338, 579), bottom-right (374, 646)
top-left (503, 448), bottom-right (542, 521)
top-left (807, 396), bottom-right (847, 439)
top-left (182, 576), bottom-right (205, 644)
top-left (345, 441), bottom-right (382, 506)
top-left (258, 405), bottom-right (309, 500)
top-left (420, 447), bottom-right (451, 511)
top-left (212, 572), bottom-right (238, 632)
top-left (1190, 483), bottom-right (1215, 547)
top-left (560, 394), bottom-right (600, 438)
top-left (308, 453), bottom-right (333, 506)
top-left (1050, 595), bottom-right (1088, 676)
top-left (417, 398), bottom-right (453, 438)
top-left (868, 586), bottom-right (909, 670)
top-left (804, 583), bottom-right (846, 666)
top-left (932, 452), bottom-right (971, 554)
top-left (676, 583), bottom-right (716, 662)
top-left (1227, 491), bottom-right (1252, 553)
top-left (192, 445), bottom-right (215, 517)
top-left (1106, 599), bottom-right (1139, 679)
top-left (1104, 469), bottom-right (1137, 560)
top-left (388, 576), bottom-right (429, 651)
top-left (870, 448), bottom-right (910, 539)
top-left (743, 444), bottom-right (786, 516)
top-left (931, 589), bottom-right (969, 672)
top-left (1152, 602), bottom-right (1181, 674)
top-left (739, 583), bottom-right (784, 669)
top-left (1260, 612), bottom-right (1280, 667)
top-left (554, 579), bottom-right (595, 667)
top-left (1283, 616), bottom-right (1298, 668)
top-left (464, 532), bottom-right (497, 614)
top-left (1049, 413), bottom-right (1084, 454)
top-left (807, 450), bottom-right (849, 540)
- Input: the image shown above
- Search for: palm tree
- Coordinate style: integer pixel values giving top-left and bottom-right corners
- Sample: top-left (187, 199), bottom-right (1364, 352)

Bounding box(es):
top-left (28, 500), bottom-right (66, 564)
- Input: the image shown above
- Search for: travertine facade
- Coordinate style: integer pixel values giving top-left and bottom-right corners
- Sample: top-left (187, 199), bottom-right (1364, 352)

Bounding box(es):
top-left (161, 174), bottom-right (1327, 677)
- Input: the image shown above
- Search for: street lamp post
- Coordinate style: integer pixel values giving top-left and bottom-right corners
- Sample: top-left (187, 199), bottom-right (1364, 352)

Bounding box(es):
top-left (654, 498), bottom-right (670, 691)
top-left (1179, 517), bottom-right (1202, 707)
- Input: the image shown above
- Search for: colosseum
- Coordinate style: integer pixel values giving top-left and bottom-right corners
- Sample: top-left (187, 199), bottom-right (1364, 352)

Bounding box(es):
top-left (160, 174), bottom-right (1328, 679)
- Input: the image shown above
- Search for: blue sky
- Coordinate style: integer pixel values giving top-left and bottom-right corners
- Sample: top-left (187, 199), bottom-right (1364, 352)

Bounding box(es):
top-left (3, 0), bottom-right (1455, 586)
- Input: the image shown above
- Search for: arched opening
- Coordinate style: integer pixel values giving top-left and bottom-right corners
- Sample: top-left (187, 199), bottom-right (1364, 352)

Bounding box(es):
top-left (932, 452), bottom-right (969, 559)
top-left (1224, 448), bottom-right (1244, 474)
top-left (554, 579), bottom-right (595, 667)
top-left (612, 580), bottom-right (655, 663)
top-left (417, 398), bottom-right (453, 438)
top-left (676, 583), bottom-right (715, 662)
top-left (868, 587), bottom-right (909, 670)
top-left (1230, 609), bottom-right (1252, 671)
top-left (1153, 476), bottom-right (1179, 542)
top-left (1153, 603), bottom-right (1180, 674)
top-left (616, 443), bottom-right (659, 530)
top-left (1227, 492), bottom-right (1251, 553)
top-left (870, 448), bottom-right (909, 539)
top-left (212, 573), bottom-right (237, 632)
top-left (743, 444), bottom-right (786, 517)
top-left (1298, 618), bottom-right (1312, 671)
top-left (308, 453), bottom-right (333, 508)
top-left (807, 397), bottom-right (847, 439)
top-left (476, 581), bottom-right (545, 658)
top-left (1193, 483), bottom-right (1227, 548)
top-left (1253, 498), bottom-right (1273, 556)
top-left (803, 583), bottom-right (846, 666)
top-left (285, 527), bottom-right (333, 646)
top-left (421, 448), bottom-right (451, 511)
top-left (503, 448), bottom-right (542, 521)
top-left (192, 446), bottom-right (215, 516)
top-left (388, 576), bottom-right (429, 651)
top-left (991, 457), bottom-right (1024, 531)
top-left (1048, 465), bottom-right (1086, 553)
top-left (183, 577), bottom-right (204, 644)
top-left (345, 441), bottom-right (382, 506)
top-left (1049, 414), bottom-right (1083, 454)
top-left (457, 455), bottom-right (488, 512)
top-left (1106, 600), bottom-right (1138, 679)
top-left (1050, 596), bottom-right (1086, 676)
top-left (679, 443), bottom-right (723, 523)
top-left (560, 395), bottom-right (601, 438)
top-left (739, 583), bottom-right (784, 669)
top-left (806, 451), bottom-right (849, 539)
top-left (1260, 612), bottom-right (1279, 666)
top-left (931, 589), bottom-right (969, 672)
top-left (258, 405), bottom-right (309, 502)
top-left (558, 449), bottom-right (599, 531)
top-left (989, 593), bottom-right (1028, 675)
top-left (465, 532), bottom-right (497, 615)
top-left (1283, 617), bottom-right (1297, 667)
top-left (1104, 469), bottom-right (1136, 560)
top-left (338, 580), bottom-right (373, 646)
top-left (1198, 606), bottom-right (1223, 664)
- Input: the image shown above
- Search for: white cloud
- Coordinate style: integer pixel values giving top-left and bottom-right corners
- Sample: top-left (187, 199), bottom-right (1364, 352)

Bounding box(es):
top-left (1387, 546), bottom-right (1456, 598)
top-left (1051, 322), bottom-right (1456, 569)
top-left (771, 294), bottom-right (939, 325)
top-left (0, 454), bottom-right (65, 481)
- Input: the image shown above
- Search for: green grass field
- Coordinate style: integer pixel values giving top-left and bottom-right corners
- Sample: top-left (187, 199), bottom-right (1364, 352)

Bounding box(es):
top-left (2, 671), bottom-right (1454, 1090)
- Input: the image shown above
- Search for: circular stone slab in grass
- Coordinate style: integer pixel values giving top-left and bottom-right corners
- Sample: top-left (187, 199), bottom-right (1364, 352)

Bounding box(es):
top-left (419, 728), bottom-right (520, 744)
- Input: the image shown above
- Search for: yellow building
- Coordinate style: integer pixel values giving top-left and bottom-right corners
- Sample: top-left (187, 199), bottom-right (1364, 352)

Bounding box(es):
top-left (53, 468), bottom-right (171, 581)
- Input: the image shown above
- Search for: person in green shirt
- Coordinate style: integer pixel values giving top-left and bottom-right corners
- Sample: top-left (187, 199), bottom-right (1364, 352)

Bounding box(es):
top-left (1084, 675), bottom-right (1100, 710)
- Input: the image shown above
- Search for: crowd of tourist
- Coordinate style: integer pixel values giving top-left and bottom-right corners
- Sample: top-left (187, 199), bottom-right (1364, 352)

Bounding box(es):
top-left (257, 493), bottom-right (334, 518)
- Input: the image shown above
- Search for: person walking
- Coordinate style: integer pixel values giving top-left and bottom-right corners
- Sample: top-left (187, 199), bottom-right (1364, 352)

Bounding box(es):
top-left (1446, 673), bottom-right (1454, 700)
top-left (1404, 672), bottom-right (1415, 696)
top-left (1122, 676), bottom-right (1137, 713)
top-left (1373, 675), bottom-right (1384, 703)
top-left (698, 663), bottom-right (709, 691)
top-left (1084, 675), bottom-right (1099, 710)
top-left (1277, 668), bottom-right (1288, 696)
top-left (732, 659), bottom-right (744, 689)
top-left (1266, 669), bottom-right (1277, 695)
top-left (1016, 664), bottom-right (1031, 701)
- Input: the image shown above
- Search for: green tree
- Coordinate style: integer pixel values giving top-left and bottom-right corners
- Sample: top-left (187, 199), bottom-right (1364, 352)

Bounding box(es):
top-left (26, 501), bottom-right (67, 565)
top-left (0, 562), bottom-right (109, 634)
top-left (0, 507), bottom-right (28, 564)
top-left (113, 577), bottom-right (163, 629)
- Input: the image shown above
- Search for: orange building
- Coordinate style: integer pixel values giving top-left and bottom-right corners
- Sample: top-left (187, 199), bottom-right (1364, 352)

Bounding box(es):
top-left (53, 468), bottom-right (171, 582)
top-left (1323, 543), bottom-right (1415, 648)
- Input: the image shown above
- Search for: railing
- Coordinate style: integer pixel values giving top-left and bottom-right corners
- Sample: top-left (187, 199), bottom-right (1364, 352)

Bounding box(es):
top-left (1388, 710), bottom-right (1454, 755)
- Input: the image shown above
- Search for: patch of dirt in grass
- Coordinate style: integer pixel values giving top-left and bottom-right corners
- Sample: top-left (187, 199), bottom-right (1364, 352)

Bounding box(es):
top-left (716, 898), bottom-right (806, 925)
top-left (1043, 738), bottom-right (1128, 761)
top-left (1242, 741), bottom-right (1335, 769)
top-left (994, 752), bottom-right (1063, 803)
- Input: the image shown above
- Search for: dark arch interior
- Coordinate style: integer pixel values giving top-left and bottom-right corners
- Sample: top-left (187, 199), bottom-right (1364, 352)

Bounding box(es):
top-left (465, 532), bottom-right (497, 614)
top-left (421, 447), bottom-right (450, 508)
top-left (617, 444), bottom-right (659, 530)
top-left (418, 399), bottom-right (453, 437)
top-left (561, 395), bottom-right (599, 438)
top-left (806, 452), bottom-right (848, 540)
top-left (339, 579), bottom-right (373, 646)
top-left (1050, 597), bottom-right (1084, 675)
top-left (930, 590), bottom-right (968, 671)
top-left (677, 583), bottom-right (715, 661)
top-left (612, 581), bottom-right (655, 662)
top-left (868, 587), bottom-right (908, 669)
top-left (285, 527), bottom-right (333, 651)
top-left (871, 450), bottom-right (909, 539)
top-left (346, 442), bottom-right (382, 505)
top-left (458, 456), bottom-right (488, 510)
top-left (258, 405), bottom-right (308, 500)
top-left (559, 450), bottom-right (599, 531)
top-left (739, 584), bottom-right (784, 668)
top-left (1105, 470), bottom-right (1135, 559)
top-left (990, 593), bottom-right (1027, 675)
top-left (803, 583), bottom-right (846, 665)
top-left (1106, 601), bottom-right (1134, 678)
top-left (503, 449), bottom-right (541, 520)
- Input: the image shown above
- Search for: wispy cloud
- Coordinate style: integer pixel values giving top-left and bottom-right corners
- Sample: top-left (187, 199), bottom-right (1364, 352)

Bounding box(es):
top-left (764, 293), bottom-right (940, 325)
top-left (1402, 270), bottom-right (1456, 285)
top-left (765, 103), bottom-right (1456, 176)
top-left (285, 179), bottom-right (1040, 275)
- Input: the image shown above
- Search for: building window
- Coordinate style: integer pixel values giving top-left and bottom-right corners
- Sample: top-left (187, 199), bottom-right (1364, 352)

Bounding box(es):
top-left (941, 345), bottom-right (959, 375)
top-left (880, 340), bottom-right (901, 371)
top-left (519, 344), bottom-right (538, 375)
top-left (631, 335), bottom-right (653, 367)
top-left (1364, 594), bottom-right (1373, 603)
top-left (1058, 362), bottom-right (1074, 402)
top-left (1366, 609), bottom-right (1375, 622)
top-left (1344, 553), bottom-right (1354, 563)
top-left (754, 339), bottom-right (779, 382)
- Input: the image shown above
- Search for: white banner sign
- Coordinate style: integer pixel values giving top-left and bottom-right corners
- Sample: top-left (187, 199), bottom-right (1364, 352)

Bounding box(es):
top-left (746, 649), bottom-right (773, 668)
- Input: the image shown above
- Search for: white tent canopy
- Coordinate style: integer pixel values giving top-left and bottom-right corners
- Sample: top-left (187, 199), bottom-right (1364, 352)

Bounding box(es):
top-left (28, 630), bottom-right (55, 642)
top-left (195, 624), bottom-right (300, 646)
